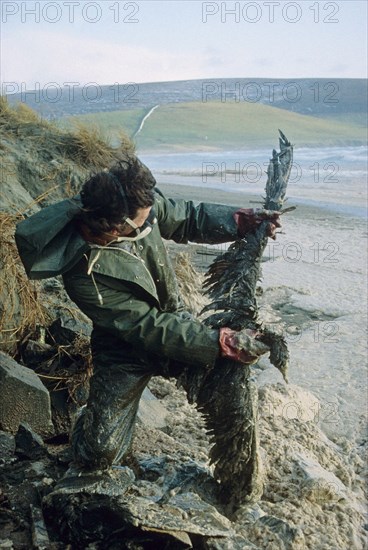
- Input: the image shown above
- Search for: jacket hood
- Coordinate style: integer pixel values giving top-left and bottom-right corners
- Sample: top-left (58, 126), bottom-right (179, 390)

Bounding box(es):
top-left (15, 196), bottom-right (88, 280)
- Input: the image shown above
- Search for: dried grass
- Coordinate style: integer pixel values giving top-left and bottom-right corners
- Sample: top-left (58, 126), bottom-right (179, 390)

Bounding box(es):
top-left (0, 95), bottom-right (52, 132)
top-left (60, 122), bottom-right (136, 169)
top-left (35, 335), bottom-right (93, 404)
top-left (0, 95), bottom-right (13, 120)
top-left (0, 96), bottom-right (135, 172)
top-left (0, 213), bottom-right (50, 354)
top-left (14, 102), bottom-right (45, 124)
top-left (63, 122), bottom-right (116, 167)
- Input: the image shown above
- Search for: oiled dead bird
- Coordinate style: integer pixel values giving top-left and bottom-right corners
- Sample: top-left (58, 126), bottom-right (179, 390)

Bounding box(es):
top-left (179, 131), bottom-right (294, 516)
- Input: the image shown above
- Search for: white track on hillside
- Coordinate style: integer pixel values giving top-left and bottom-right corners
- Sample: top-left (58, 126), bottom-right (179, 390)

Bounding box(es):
top-left (133, 104), bottom-right (159, 138)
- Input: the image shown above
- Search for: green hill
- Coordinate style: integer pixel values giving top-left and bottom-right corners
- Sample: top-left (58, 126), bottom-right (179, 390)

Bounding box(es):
top-left (67, 101), bottom-right (366, 152)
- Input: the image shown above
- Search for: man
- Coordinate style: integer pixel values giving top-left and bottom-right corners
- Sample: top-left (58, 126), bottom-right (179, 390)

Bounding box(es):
top-left (16, 157), bottom-right (280, 474)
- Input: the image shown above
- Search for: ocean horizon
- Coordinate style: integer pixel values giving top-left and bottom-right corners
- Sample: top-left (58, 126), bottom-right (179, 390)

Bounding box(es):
top-left (140, 145), bottom-right (367, 219)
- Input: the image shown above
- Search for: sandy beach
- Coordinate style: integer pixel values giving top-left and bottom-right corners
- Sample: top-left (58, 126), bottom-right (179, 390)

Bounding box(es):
top-left (157, 176), bottom-right (368, 445)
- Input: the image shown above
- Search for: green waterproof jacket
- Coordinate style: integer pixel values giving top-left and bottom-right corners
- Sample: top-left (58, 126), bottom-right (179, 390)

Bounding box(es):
top-left (16, 189), bottom-right (240, 370)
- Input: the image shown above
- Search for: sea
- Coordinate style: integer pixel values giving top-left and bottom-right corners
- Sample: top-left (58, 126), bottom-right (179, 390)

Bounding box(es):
top-left (140, 145), bottom-right (368, 219)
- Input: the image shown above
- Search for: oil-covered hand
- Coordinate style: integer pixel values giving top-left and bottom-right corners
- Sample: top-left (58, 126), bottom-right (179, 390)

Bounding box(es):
top-left (234, 208), bottom-right (282, 240)
top-left (219, 327), bottom-right (270, 364)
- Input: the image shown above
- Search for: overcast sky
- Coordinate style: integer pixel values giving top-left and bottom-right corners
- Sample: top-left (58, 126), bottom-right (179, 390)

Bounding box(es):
top-left (0, 0), bottom-right (367, 92)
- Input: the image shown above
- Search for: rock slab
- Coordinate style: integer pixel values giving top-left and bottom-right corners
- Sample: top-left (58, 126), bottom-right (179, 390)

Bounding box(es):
top-left (0, 352), bottom-right (53, 436)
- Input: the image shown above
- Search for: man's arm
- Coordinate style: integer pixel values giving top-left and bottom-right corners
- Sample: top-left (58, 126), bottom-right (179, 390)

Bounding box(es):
top-left (154, 189), bottom-right (281, 244)
top-left (154, 189), bottom-right (238, 244)
top-left (63, 270), bottom-right (220, 369)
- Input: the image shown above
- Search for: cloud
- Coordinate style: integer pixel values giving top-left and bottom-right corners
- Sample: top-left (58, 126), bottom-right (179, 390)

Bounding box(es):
top-left (1, 16), bottom-right (365, 93)
top-left (1, 29), bottom-right (213, 88)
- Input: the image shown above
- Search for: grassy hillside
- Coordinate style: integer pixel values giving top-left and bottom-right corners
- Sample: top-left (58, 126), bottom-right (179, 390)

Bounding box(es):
top-left (68, 101), bottom-right (366, 152)
top-left (0, 97), bottom-right (135, 212)
top-left (7, 78), bottom-right (367, 121)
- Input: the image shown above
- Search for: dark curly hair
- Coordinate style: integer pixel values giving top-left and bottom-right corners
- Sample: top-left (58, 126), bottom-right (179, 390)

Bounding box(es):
top-left (76, 158), bottom-right (156, 235)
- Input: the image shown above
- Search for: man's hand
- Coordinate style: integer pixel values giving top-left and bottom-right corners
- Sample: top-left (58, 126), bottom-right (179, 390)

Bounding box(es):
top-left (219, 327), bottom-right (270, 364)
top-left (234, 208), bottom-right (282, 240)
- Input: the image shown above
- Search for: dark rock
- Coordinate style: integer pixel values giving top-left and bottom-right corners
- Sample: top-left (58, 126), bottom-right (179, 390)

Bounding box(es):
top-left (30, 504), bottom-right (50, 550)
top-left (41, 463), bottom-right (259, 548)
top-left (41, 278), bottom-right (64, 293)
top-left (15, 423), bottom-right (47, 460)
top-left (54, 465), bottom-right (135, 496)
top-left (137, 455), bottom-right (219, 505)
top-left (52, 444), bottom-right (72, 464)
top-left (43, 480), bottom-right (235, 548)
top-left (47, 315), bottom-right (91, 347)
top-left (0, 352), bottom-right (53, 436)
top-left (21, 340), bottom-right (54, 370)
top-left (0, 430), bottom-right (16, 461)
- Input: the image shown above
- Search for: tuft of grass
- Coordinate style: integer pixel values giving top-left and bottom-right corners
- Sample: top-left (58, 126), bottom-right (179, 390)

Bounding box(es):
top-left (0, 96), bottom-right (136, 170)
top-left (15, 102), bottom-right (45, 124)
top-left (0, 95), bottom-right (21, 131)
top-left (59, 121), bottom-right (135, 169)
top-left (0, 95), bottom-right (13, 118)
top-left (63, 122), bottom-right (116, 167)
top-left (54, 121), bottom-right (136, 169)
top-left (0, 95), bottom-right (52, 132)
top-left (0, 213), bottom-right (50, 354)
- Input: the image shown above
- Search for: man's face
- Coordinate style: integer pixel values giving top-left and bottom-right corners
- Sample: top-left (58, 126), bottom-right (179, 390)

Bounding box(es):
top-left (113, 207), bottom-right (152, 237)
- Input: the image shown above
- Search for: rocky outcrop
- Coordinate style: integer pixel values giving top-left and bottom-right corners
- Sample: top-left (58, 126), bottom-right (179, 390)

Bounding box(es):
top-left (0, 352), bottom-right (53, 436)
